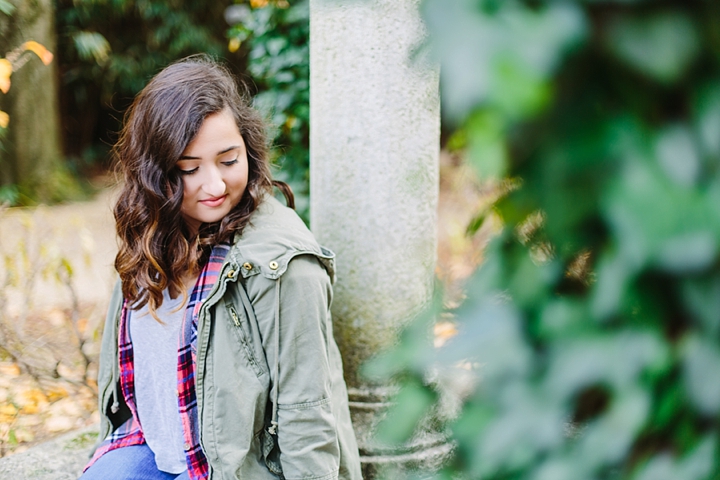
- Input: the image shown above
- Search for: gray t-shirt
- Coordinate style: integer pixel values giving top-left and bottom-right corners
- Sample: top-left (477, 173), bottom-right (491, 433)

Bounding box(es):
top-left (129, 288), bottom-right (188, 474)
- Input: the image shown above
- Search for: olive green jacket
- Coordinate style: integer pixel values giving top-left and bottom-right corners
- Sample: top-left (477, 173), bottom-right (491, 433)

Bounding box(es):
top-left (96, 195), bottom-right (363, 480)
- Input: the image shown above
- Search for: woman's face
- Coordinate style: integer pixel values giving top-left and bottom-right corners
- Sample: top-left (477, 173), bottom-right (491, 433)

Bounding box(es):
top-left (176, 108), bottom-right (249, 236)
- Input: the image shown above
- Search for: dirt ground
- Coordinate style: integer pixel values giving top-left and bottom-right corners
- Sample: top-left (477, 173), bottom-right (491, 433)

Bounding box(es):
top-left (0, 153), bottom-right (492, 457)
top-left (0, 184), bottom-right (119, 457)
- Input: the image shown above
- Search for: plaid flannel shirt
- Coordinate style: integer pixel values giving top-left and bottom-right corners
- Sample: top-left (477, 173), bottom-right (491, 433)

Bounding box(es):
top-left (85, 244), bottom-right (230, 479)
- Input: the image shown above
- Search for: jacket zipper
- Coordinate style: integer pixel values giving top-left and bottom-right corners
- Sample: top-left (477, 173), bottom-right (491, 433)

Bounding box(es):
top-left (196, 264), bottom-right (234, 478)
top-left (229, 306), bottom-right (241, 327)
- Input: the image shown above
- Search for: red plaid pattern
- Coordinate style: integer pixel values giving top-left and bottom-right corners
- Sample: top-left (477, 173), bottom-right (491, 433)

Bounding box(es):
top-left (177, 244), bottom-right (230, 478)
top-left (85, 244), bottom-right (230, 479)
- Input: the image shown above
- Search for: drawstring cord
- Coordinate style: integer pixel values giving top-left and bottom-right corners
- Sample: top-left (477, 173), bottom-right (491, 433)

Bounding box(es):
top-left (111, 355), bottom-right (120, 414)
top-left (111, 306), bottom-right (122, 414)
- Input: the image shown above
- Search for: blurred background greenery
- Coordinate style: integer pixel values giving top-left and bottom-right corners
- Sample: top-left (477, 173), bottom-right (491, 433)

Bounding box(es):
top-left (369, 0), bottom-right (720, 479)
top-left (1, 0), bottom-right (720, 478)
top-left (0, 0), bottom-right (309, 212)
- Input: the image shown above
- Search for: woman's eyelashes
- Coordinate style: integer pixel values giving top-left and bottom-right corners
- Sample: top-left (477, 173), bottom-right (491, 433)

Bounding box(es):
top-left (178, 167), bottom-right (199, 176)
top-left (177, 158), bottom-right (239, 175)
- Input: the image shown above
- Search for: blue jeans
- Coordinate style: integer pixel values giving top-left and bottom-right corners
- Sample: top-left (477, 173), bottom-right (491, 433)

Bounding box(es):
top-left (79, 444), bottom-right (190, 480)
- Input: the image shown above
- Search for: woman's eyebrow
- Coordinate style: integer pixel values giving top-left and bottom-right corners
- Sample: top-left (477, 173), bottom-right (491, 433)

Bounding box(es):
top-left (178, 145), bottom-right (241, 161)
top-left (217, 145), bottom-right (241, 155)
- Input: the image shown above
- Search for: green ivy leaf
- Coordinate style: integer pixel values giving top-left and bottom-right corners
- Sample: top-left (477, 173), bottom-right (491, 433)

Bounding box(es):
top-left (681, 335), bottom-right (720, 416)
top-left (471, 383), bottom-right (566, 476)
top-left (633, 435), bottom-right (716, 480)
top-left (605, 12), bottom-right (700, 85)
top-left (531, 455), bottom-right (591, 480)
top-left (654, 124), bottom-right (701, 188)
top-left (539, 299), bottom-right (592, 339)
top-left (375, 379), bottom-right (437, 446)
top-left (694, 85), bottom-right (720, 158)
top-left (465, 109), bottom-right (507, 179)
top-left (575, 388), bottom-right (651, 470)
top-left (545, 332), bottom-right (668, 400)
top-left (422, 0), bottom-right (586, 122)
top-left (72, 31), bottom-right (112, 65)
top-left (0, 0), bottom-right (15, 16)
top-left (681, 276), bottom-right (720, 335)
top-left (603, 156), bottom-right (720, 274)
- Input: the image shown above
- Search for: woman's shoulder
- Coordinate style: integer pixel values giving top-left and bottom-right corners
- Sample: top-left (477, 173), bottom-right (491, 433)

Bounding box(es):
top-left (229, 195), bottom-right (335, 282)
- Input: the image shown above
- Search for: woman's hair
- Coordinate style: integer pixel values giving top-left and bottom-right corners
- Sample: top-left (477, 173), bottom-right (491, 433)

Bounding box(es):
top-left (113, 55), bottom-right (292, 316)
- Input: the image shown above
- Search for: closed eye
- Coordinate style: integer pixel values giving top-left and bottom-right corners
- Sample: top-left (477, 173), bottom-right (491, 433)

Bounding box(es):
top-left (178, 167), bottom-right (199, 175)
top-left (222, 158), bottom-right (239, 166)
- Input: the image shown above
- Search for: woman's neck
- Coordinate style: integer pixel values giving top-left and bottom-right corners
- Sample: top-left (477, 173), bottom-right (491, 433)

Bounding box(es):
top-left (181, 271), bottom-right (199, 293)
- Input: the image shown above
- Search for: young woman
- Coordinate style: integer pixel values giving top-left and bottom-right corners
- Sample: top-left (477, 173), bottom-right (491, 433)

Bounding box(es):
top-left (81, 56), bottom-right (362, 480)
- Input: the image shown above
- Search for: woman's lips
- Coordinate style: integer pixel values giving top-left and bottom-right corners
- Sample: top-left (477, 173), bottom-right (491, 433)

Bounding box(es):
top-left (200, 195), bottom-right (227, 207)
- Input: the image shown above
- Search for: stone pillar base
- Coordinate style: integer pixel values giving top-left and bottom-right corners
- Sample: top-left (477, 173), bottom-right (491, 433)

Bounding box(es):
top-left (348, 387), bottom-right (453, 478)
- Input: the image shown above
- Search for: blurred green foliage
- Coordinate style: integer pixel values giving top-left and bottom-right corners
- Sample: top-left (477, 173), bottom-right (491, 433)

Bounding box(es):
top-left (226, 0), bottom-right (310, 216)
top-left (0, 0), bottom-right (14, 16)
top-left (56, 0), bottom-right (233, 171)
top-left (368, 0), bottom-right (720, 479)
top-left (56, 0), bottom-right (311, 217)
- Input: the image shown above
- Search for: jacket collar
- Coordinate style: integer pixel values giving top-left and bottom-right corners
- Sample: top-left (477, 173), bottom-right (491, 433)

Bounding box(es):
top-left (227, 195), bottom-right (335, 283)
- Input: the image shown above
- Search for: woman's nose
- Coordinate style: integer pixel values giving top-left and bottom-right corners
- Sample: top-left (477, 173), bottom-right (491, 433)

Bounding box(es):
top-left (202, 167), bottom-right (226, 197)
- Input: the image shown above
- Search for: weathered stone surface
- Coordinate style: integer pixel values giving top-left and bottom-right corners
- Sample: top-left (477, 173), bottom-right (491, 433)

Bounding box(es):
top-left (310, 0), bottom-right (440, 390)
top-left (310, 0), bottom-right (444, 476)
top-left (0, 425), bottom-right (97, 480)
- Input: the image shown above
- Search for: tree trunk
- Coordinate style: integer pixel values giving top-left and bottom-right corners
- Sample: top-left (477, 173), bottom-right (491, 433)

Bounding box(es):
top-left (0, 0), bottom-right (70, 204)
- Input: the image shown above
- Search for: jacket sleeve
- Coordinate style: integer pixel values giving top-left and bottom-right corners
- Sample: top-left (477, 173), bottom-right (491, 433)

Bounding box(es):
top-left (245, 254), bottom-right (340, 480)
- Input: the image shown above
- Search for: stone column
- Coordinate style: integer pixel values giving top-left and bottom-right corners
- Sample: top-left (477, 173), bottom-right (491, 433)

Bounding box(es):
top-left (309, 0), bottom-right (444, 476)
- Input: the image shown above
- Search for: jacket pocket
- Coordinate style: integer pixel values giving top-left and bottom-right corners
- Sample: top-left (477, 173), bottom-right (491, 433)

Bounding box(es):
top-left (226, 303), bottom-right (265, 378)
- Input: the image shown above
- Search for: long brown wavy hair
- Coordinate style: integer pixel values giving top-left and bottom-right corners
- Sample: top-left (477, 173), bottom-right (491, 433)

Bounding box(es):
top-left (113, 55), bottom-right (293, 317)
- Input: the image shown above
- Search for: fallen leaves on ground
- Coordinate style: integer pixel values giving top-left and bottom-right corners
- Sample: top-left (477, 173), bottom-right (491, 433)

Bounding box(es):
top-left (0, 304), bottom-right (101, 458)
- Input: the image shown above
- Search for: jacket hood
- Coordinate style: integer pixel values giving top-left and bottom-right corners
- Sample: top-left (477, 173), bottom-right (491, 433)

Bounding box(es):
top-left (230, 195), bottom-right (335, 282)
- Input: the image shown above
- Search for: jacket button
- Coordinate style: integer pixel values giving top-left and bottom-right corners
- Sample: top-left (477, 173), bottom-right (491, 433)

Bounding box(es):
top-left (269, 261), bottom-right (279, 270)
top-left (242, 262), bottom-right (253, 271)
top-left (184, 443), bottom-right (192, 451)
top-left (227, 269), bottom-right (236, 278)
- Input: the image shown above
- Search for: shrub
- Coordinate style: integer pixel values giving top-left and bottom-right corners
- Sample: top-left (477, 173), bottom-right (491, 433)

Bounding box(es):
top-left (369, 1), bottom-right (720, 479)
